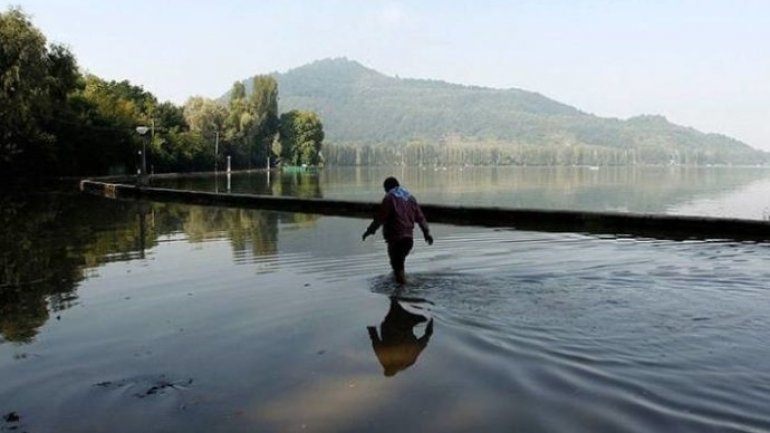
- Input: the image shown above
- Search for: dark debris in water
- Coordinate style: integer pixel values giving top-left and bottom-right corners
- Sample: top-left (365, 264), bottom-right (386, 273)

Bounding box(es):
top-left (139, 378), bottom-right (193, 398)
top-left (94, 375), bottom-right (194, 399)
top-left (3, 413), bottom-right (20, 423)
top-left (2, 412), bottom-right (25, 433)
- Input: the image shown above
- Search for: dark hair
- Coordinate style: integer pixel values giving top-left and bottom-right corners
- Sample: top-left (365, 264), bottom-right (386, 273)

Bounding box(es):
top-left (383, 177), bottom-right (400, 192)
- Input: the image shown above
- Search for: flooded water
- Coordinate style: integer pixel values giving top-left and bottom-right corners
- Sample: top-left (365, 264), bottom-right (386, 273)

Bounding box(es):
top-left (152, 166), bottom-right (770, 219)
top-left (2, 167), bottom-right (770, 432)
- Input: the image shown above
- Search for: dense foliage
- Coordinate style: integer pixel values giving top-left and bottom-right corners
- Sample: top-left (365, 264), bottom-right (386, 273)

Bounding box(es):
top-left (261, 58), bottom-right (768, 166)
top-left (279, 110), bottom-right (325, 166)
top-left (1, 8), bottom-right (79, 176)
top-left (0, 8), bottom-right (324, 179)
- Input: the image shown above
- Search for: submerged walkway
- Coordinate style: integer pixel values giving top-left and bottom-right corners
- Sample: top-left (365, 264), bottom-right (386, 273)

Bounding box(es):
top-left (80, 180), bottom-right (770, 241)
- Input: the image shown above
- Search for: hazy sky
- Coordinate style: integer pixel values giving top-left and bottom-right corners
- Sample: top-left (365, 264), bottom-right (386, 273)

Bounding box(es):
top-left (6, 0), bottom-right (769, 150)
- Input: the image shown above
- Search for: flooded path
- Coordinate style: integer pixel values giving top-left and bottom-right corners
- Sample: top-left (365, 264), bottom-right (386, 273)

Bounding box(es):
top-left (2, 192), bottom-right (770, 431)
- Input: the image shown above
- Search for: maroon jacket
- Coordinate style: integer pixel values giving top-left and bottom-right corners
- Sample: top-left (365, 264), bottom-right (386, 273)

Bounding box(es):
top-left (366, 187), bottom-right (430, 242)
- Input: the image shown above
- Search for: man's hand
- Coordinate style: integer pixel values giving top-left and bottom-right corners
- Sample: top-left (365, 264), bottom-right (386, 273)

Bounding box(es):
top-left (424, 233), bottom-right (434, 245)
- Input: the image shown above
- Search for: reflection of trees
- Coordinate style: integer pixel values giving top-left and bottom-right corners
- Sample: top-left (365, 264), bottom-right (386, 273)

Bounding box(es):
top-left (180, 206), bottom-right (279, 256)
top-left (320, 166), bottom-right (770, 214)
top-left (272, 172), bottom-right (323, 228)
top-left (273, 171), bottom-right (323, 199)
top-left (2, 169), bottom-right (329, 343)
top-left (0, 192), bottom-right (148, 343)
top-left (166, 171), bottom-right (323, 230)
top-left (152, 170), bottom-right (324, 200)
top-left (151, 171), bottom-right (324, 230)
top-left (0, 194), bottom-right (284, 343)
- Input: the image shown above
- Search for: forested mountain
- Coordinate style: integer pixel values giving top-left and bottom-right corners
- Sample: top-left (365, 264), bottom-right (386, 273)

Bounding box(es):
top-left (237, 58), bottom-right (767, 166)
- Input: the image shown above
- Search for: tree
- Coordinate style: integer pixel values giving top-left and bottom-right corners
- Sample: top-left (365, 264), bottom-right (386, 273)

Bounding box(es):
top-left (1, 7), bottom-right (328, 177)
top-left (183, 96), bottom-right (226, 137)
top-left (222, 76), bottom-right (280, 169)
top-left (182, 97), bottom-right (226, 168)
top-left (154, 102), bottom-right (187, 132)
top-left (0, 7), bottom-right (80, 175)
top-left (249, 75), bottom-right (279, 166)
top-left (222, 81), bottom-right (252, 166)
top-left (81, 75), bottom-right (147, 127)
top-left (279, 110), bottom-right (324, 166)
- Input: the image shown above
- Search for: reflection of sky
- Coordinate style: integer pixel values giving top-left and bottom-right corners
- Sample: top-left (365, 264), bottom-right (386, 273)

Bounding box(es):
top-left (668, 177), bottom-right (770, 220)
top-left (151, 166), bottom-right (770, 218)
top-left (304, 167), bottom-right (770, 218)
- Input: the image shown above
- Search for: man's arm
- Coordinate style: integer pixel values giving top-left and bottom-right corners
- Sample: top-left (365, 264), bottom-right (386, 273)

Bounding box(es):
top-left (414, 201), bottom-right (433, 245)
top-left (367, 326), bottom-right (381, 345)
top-left (363, 196), bottom-right (392, 240)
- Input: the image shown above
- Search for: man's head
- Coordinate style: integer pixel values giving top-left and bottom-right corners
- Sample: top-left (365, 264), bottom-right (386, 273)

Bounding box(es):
top-left (383, 177), bottom-right (400, 192)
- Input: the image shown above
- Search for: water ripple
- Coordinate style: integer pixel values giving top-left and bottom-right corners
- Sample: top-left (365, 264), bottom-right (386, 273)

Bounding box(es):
top-left (358, 231), bottom-right (770, 432)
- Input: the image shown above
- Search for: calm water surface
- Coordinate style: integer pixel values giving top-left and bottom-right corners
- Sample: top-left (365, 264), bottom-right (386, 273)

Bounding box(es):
top-left (2, 167), bottom-right (770, 432)
top-left (153, 166), bottom-right (770, 219)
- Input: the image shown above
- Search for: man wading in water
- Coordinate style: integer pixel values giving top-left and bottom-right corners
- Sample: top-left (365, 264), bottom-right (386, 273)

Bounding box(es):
top-left (362, 177), bottom-right (433, 284)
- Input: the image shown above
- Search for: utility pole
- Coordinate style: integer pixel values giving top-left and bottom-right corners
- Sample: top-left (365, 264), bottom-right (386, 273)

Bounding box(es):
top-left (266, 135), bottom-right (271, 171)
top-left (150, 118), bottom-right (155, 176)
top-left (215, 130), bottom-right (219, 172)
top-left (135, 126), bottom-right (150, 185)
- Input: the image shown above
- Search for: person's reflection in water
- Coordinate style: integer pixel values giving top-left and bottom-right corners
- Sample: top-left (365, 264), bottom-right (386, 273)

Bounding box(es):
top-left (367, 297), bottom-right (433, 377)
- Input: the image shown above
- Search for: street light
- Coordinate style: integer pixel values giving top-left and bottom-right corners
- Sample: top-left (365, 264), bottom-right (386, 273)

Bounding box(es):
top-left (136, 126), bottom-right (149, 184)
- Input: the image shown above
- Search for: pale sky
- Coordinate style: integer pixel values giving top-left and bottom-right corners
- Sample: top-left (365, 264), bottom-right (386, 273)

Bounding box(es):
top-left (7, 0), bottom-right (770, 150)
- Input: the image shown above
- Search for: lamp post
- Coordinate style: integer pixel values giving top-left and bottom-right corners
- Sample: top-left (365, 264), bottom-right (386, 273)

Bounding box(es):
top-left (214, 129), bottom-right (219, 172)
top-left (136, 126), bottom-right (150, 185)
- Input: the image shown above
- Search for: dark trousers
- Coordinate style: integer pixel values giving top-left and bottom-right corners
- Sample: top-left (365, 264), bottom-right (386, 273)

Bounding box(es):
top-left (387, 237), bottom-right (414, 272)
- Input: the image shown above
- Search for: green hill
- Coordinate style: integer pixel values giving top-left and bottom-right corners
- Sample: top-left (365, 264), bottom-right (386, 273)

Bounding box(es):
top-left (235, 58), bottom-right (767, 166)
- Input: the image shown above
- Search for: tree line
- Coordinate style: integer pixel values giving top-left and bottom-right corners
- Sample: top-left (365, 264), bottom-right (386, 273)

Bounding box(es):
top-left (0, 7), bottom-right (324, 179)
top-left (324, 139), bottom-right (758, 167)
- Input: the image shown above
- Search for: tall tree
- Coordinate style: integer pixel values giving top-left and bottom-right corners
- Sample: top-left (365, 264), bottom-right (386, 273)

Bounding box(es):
top-left (222, 76), bottom-right (280, 169)
top-left (0, 7), bottom-right (79, 175)
top-left (279, 110), bottom-right (324, 166)
top-left (183, 96), bottom-right (226, 137)
top-left (223, 81), bottom-right (254, 167)
top-left (183, 96), bottom-right (226, 167)
top-left (249, 75), bottom-right (279, 166)
top-left (154, 102), bottom-right (187, 132)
